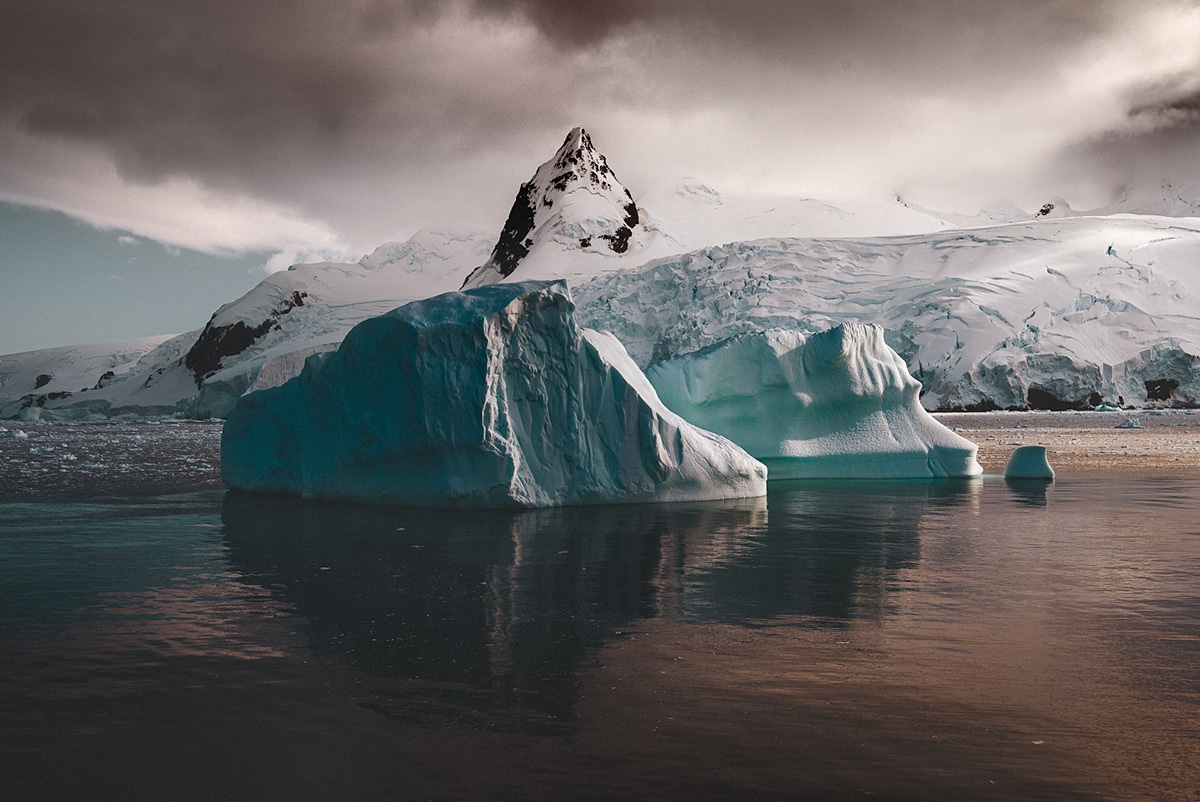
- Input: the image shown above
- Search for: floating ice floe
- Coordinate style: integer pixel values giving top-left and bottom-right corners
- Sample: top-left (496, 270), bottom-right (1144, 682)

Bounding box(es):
top-left (221, 281), bottom-right (766, 507)
top-left (1004, 445), bottom-right (1055, 479)
top-left (1115, 418), bottom-right (1143, 429)
top-left (646, 324), bottom-right (983, 479)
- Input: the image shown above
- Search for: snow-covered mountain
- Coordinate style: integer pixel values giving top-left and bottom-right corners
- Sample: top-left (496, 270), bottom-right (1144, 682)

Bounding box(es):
top-left (5, 126), bottom-right (1200, 419)
top-left (0, 336), bottom-right (176, 419)
top-left (179, 228), bottom-right (492, 416)
top-left (461, 127), bottom-right (679, 289)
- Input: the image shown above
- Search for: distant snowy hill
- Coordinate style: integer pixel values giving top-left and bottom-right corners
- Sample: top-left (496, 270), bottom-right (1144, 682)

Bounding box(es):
top-left (0, 336), bottom-right (175, 419)
top-left (5, 127), bottom-right (1200, 419)
top-left (574, 215), bottom-right (1200, 410)
top-left (2, 230), bottom-right (491, 419)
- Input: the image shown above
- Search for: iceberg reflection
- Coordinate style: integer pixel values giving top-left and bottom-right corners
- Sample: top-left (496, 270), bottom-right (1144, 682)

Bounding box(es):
top-left (221, 481), bottom-right (979, 727)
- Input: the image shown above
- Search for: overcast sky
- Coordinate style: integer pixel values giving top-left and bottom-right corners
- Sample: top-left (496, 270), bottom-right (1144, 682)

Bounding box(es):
top-left (3, 0), bottom-right (1200, 353)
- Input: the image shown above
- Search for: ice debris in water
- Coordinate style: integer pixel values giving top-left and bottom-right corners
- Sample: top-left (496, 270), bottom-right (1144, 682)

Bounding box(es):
top-left (645, 324), bottom-right (982, 479)
top-left (1115, 418), bottom-right (1142, 429)
top-left (1004, 445), bottom-right (1055, 479)
top-left (221, 281), bottom-right (766, 507)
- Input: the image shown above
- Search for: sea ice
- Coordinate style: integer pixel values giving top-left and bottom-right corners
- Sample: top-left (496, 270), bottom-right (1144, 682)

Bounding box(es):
top-left (646, 324), bottom-right (983, 479)
top-left (221, 281), bottom-right (766, 507)
top-left (1004, 445), bottom-right (1055, 479)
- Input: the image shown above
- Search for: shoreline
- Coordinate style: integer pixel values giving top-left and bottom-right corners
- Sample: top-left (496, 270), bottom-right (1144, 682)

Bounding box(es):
top-left (934, 409), bottom-right (1200, 476)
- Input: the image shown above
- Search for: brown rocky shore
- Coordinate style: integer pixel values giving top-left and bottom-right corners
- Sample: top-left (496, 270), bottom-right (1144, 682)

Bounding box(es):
top-left (935, 409), bottom-right (1200, 475)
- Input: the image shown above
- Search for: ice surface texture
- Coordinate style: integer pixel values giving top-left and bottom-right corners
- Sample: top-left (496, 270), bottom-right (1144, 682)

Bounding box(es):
top-left (1004, 445), bottom-right (1055, 479)
top-left (221, 281), bottom-right (766, 507)
top-left (647, 324), bottom-right (982, 479)
top-left (575, 217), bottom-right (1200, 411)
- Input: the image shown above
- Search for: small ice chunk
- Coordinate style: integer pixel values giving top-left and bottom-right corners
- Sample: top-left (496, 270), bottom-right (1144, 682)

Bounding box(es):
top-left (1004, 445), bottom-right (1054, 479)
top-left (1115, 418), bottom-right (1142, 429)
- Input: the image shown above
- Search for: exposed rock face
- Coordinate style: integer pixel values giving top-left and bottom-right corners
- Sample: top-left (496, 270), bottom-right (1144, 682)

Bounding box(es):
top-left (184, 289), bottom-right (307, 384)
top-left (646, 324), bottom-right (983, 480)
top-left (222, 281), bottom-right (766, 507)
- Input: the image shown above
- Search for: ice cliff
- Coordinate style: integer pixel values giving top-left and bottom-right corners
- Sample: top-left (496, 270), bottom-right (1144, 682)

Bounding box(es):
top-left (221, 281), bottom-right (767, 507)
top-left (647, 324), bottom-right (982, 479)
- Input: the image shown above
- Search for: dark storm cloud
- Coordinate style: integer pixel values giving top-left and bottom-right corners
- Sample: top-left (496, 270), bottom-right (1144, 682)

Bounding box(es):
top-left (0, 0), bottom-right (1126, 185)
top-left (1, 0), bottom-right (1199, 251)
top-left (3, 1), bottom-right (421, 181)
top-left (460, 0), bottom-right (1117, 68)
top-left (0, 0), bottom-right (614, 248)
top-left (1127, 77), bottom-right (1200, 128)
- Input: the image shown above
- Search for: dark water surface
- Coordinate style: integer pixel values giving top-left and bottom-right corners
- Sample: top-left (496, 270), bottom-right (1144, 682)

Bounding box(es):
top-left (2, 424), bottom-right (1199, 800)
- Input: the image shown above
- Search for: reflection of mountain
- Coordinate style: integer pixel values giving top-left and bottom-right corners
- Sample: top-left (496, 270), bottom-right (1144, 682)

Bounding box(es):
top-left (220, 483), bottom-right (974, 728)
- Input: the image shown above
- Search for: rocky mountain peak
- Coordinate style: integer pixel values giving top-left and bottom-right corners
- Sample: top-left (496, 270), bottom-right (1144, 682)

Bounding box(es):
top-left (461, 127), bottom-right (645, 289)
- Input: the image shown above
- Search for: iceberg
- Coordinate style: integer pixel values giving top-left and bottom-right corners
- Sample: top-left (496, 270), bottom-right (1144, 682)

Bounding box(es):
top-left (1004, 445), bottom-right (1055, 479)
top-left (645, 324), bottom-right (983, 480)
top-left (221, 281), bottom-right (766, 507)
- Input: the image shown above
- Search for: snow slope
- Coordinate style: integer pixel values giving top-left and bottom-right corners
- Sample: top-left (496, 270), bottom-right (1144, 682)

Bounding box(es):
top-left (2, 230), bottom-right (492, 419)
top-left (647, 324), bottom-right (982, 478)
top-left (222, 281), bottom-right (767, 506)
top-left (0, 335), bottom-right (174, 419)
top-left (575, 215), bottom-right (1200, 411)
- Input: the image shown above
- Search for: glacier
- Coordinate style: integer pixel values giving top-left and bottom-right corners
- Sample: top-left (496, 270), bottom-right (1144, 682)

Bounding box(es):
top-left (647, 324), bottom-right (982, 479)
top-left (221, 281), bottom-right (767, 507)
top-left (574, 216), bottom-right (1200, 411)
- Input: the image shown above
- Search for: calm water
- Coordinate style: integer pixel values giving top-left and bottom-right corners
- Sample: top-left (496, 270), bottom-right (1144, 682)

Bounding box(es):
top-left (2, 424), bottom-right (1199, 800)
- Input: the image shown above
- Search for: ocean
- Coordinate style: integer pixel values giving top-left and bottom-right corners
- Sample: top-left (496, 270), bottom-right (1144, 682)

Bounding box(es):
top-left (2, 422), bottom-right (1198, 800)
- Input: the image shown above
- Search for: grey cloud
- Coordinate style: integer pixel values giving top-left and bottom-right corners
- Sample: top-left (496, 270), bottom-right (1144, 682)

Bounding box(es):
top-left (460, 0), bottom-right (1118, 68)
top-left (2, 0), bottom-right (1199, 251)
top-left (0, 0), bottom-right (586, 241)
top-left (1127, 75), bottom-right (1200, 129)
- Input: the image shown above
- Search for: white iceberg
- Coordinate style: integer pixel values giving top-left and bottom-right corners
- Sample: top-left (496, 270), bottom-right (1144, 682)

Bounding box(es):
top-left (645, 324), bottom-right (983, 480)
top-left (1004, 445), bottom-right (1055, 479)
top-left (221, 281), bottom-right (766, 507)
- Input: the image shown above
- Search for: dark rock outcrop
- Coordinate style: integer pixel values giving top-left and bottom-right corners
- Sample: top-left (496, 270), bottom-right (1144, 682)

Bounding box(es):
top-left (184, 291), bottom-right (307, 385)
